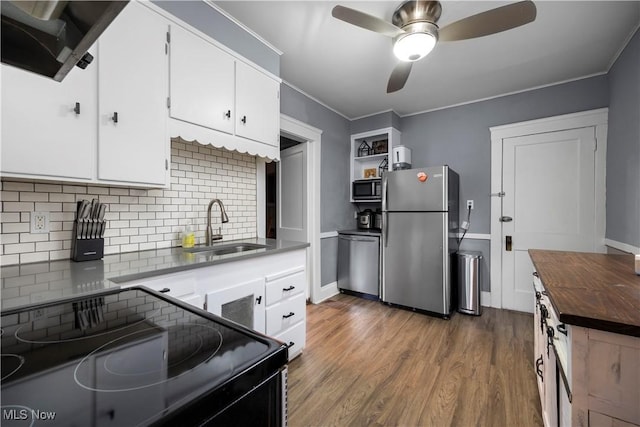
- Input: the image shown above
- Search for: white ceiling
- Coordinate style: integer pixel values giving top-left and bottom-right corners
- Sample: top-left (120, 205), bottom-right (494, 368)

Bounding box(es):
top-left (215, 1), bottom-right (640, 119)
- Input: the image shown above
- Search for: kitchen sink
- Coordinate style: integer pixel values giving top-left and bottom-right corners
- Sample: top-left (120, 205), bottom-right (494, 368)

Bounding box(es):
top-left (184, 243), bottom-right (268, 256)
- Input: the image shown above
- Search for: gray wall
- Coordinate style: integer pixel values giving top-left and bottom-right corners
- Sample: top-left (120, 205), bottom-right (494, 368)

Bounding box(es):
top-left (399, 75), bottom-right (610, 235)
top-left (351, 111), bottom-right (401, 134)
top-left (153, 1), bottom-right (279, 76)
top-left (279, 83), bottom-right (352, 286)
top-left (606, 29), bottom-right (640, 248)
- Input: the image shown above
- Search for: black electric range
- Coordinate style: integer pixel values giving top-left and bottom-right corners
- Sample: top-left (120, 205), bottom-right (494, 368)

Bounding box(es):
top-left (0, 287), bottom-right (288, 426)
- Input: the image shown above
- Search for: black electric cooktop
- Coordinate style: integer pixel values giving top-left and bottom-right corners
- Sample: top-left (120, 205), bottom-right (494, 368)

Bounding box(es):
top-left (0, 287), bottom-right (287, 426)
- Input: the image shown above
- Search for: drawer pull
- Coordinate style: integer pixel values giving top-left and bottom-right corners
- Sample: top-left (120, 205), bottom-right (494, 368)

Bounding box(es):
top-left (282, 312), bottom-right (295, 319)
top-left (283, 286), bottom-right (295, 292)
top-left (159, 288), bottom-right (170, 293)
top-left (535, 356), bottom-right (543, 381)
top-left (557, 324), bottom-right (568, 336)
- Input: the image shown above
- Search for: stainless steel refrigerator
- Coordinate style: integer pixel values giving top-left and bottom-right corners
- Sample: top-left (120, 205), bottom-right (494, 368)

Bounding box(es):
top-left (381, 166), bottom-right (459, 317)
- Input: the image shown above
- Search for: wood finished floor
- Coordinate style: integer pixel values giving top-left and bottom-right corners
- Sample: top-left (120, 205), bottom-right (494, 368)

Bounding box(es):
top-left (287, 294), bottom-right (542, 427)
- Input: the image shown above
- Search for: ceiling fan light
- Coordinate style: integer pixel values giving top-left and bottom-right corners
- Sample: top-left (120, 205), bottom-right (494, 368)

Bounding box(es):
top-left (393, 32), bottom-right (437, 62)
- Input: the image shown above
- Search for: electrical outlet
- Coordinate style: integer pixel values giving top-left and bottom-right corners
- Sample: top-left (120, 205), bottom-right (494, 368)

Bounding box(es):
top-left (31, 211), bottom-right (49, 234)
top-left (466, 200), bottom-right (474, 210)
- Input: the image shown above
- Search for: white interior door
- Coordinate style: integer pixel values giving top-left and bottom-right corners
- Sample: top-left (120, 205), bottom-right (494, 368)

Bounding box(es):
top-left (501, 126), bottom-right (598, 312)
top-left (277, 143), bottom-right (308, 243)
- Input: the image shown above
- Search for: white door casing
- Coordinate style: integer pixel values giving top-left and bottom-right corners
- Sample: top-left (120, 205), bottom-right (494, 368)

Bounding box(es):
top-left (490, 108), bottom-right (607, 311)
top-left (277, 143), bottom-right (308, 243)
top-left (257, 114), bottom-right (323, 303)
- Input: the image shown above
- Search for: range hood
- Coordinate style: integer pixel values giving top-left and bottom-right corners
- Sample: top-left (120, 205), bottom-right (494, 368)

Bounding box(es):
top-left (1, 1), bottom-right (128, 82)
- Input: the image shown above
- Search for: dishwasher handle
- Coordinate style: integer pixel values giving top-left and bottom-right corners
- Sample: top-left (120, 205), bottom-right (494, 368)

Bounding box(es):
top-left (338, 235), bottom-right (378, 243)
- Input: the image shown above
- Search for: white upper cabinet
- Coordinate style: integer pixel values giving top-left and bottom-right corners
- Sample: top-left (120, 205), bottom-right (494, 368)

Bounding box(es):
top-left (167, 22), bottom-right (281, 160)
top-left (0, 1), bottom-right (170, 188)
top-left (1, 51), bottom-right (97, 180)
top-left (97, 1), bottom-right (169, 186)
top-left (169, 25), bottom-right (235, 135)
top-left (235, 61), bottom-right (280, 147)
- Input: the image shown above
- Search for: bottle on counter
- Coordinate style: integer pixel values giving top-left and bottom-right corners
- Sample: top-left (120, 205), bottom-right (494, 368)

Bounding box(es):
top-left (182, 222), bottom-right (195, 248)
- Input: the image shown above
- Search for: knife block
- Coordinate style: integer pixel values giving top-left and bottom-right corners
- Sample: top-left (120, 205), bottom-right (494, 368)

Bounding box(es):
top-left (71, 220), bottom-right (105, 262)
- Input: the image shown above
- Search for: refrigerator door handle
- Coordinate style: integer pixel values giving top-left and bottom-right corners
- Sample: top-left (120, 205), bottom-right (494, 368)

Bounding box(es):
top-left (384, 212), bottom-right (389, 247)
top-left (382, 175), bottom-right (388, 211)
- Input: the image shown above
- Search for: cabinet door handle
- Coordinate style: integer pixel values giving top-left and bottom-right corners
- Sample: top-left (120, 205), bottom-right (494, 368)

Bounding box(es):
top-left (241, 115), bottom-right (247, 124)
top-left (282, 312), bottom-right (295, 319)
top-left (74, 102), bottom-right (81, 115)
top-left (505, 235), bottom-right (512, 251)
top-left (546, 326), bottom-right (555, 356)
top-left (225, 110), bottom-right (231, 119)
top-left (111, 112), bottom-right (118, 123)
top-left (535, 356), bottom-right (544, 381)
top-left (159, 288), bottom-right (170, 293)
top-left (283, 286), bottom-right (295, 292)
top-left (287, 341), bottom-right (295, 348)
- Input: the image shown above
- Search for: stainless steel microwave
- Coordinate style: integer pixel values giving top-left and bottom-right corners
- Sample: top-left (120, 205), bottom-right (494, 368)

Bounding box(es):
top-left (353, 179), bottom-right (382, 200)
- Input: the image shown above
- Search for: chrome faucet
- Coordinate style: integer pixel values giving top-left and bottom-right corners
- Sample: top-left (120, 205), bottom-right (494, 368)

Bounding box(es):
top-left (206, 199), bottom-right (229, 245)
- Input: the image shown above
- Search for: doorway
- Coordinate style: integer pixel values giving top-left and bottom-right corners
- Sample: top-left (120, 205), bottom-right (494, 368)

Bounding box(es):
top-left (257, 115), bottom-right (322, 303)
top-left (489, 108), bottom-right (607, 312)
top-left (265, 135), bottom-right (305, 239)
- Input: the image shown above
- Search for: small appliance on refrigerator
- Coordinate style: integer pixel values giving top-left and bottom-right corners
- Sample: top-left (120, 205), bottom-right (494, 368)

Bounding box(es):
top-left (381, 166), bottom-right (459, 317)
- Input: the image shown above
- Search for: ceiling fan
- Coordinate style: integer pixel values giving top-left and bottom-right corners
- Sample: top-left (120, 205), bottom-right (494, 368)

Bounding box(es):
top-left (331, 1), bottom-right (537, 93)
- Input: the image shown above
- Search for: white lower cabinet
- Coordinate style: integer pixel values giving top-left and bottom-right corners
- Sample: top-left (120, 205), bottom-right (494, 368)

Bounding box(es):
top-left (533, 272), bottom-right (640, 427)
top-left (264, 268), bottom-right (306, 360)
top-left (121, 248), bottom-right (307, 361)
top-left (121, 270), bottom-right (201, 308)
top-left (205, 278), bottom-right (266, 334)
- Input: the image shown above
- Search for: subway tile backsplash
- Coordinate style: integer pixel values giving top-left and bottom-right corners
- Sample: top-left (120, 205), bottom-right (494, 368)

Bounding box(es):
top-left (0, 138), bottom-right (257, 266)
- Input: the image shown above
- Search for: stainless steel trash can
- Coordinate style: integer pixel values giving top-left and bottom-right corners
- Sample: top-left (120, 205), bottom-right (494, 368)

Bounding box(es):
top-left (457, 251), bottom-right (483, 315)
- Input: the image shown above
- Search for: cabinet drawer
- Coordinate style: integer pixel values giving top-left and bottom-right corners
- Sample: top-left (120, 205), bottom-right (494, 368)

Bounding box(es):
top-left (139, 276), bottom-right (197, 299)
top-left (274, 321), bottom-right (305, 361)
top-left (265, 271), bottom-right (304, 305)
top-left (266, 292), bottom-right (305, 336)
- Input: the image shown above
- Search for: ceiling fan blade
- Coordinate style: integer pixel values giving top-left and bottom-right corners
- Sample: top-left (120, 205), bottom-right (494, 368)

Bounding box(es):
top-left (332, 5), bottom-right (404, 38)
top-left (387, 62), bottom-right (413, 93)
top-left (439, 0), bottom-right (536, 42)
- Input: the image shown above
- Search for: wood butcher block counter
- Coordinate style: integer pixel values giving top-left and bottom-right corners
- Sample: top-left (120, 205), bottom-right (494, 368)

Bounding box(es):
top-left (529, 249), bottom-right (640, 337)
top-left (529, 249), bottom-right (640, 427)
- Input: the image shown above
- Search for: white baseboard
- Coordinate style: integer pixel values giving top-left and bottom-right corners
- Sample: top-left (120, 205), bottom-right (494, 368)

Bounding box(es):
top-left (481, 291), bottom-right (493, 308)
top-left (605, 238), bottom-right (640, 254)
top-left (312, 281), bottom-right (339, 303)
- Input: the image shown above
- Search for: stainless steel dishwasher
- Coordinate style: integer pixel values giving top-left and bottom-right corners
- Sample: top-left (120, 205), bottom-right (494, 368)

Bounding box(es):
top-left (337, 230), bottom-right (380, 300)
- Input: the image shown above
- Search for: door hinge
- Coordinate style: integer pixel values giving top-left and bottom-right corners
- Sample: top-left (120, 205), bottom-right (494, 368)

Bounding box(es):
top-left (166, 31), bottom-right (170, 43)
top-left (165, 43), bottom-right (168, 55)
top-left (165, 159), bottom-right (169, 170)
top-left (594, 138), bottom-right (597, 151)
top-left (167, 97), bottom-right (170, 108)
